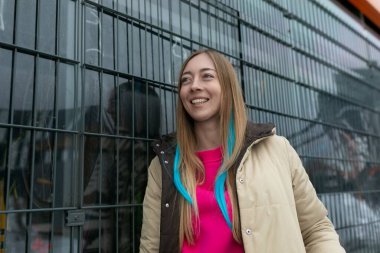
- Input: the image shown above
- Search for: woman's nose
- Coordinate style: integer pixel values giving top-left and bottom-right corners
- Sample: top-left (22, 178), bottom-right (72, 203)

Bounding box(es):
top-left (190, 77), bottom-right (202, 91)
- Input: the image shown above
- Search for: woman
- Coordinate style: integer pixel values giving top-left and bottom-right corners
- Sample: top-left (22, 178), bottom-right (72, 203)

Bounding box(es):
top-left (140, 49), bottom-right (345, 253)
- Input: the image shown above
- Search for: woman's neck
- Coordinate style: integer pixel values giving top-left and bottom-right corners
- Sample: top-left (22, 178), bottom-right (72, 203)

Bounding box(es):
top-left (194, 121), bottom-right (221, 151)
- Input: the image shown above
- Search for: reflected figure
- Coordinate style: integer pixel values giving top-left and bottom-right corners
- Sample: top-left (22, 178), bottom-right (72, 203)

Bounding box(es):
top-left (296, 68), bottom-right (380, 252)
top-left (82, 79), bottom-right (160, 253)
top-left (316, 90), bottom-right (376, 190)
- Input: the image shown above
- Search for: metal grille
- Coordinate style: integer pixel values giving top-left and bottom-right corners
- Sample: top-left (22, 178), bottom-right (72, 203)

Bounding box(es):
top-left (0, 0), bottom-right (379, 252)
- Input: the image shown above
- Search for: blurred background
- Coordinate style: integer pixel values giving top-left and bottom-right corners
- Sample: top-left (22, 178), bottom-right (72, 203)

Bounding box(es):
top-left (0, 0), bottom-right (379, 252)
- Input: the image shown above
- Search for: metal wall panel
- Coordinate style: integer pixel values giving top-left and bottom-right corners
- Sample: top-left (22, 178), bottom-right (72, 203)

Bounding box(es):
top-left (0, 0), bottom-right (379, 252)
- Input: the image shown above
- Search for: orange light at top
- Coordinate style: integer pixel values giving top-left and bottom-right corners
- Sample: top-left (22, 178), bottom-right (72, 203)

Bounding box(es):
top-left (348, 0), bottom-right (380, 29)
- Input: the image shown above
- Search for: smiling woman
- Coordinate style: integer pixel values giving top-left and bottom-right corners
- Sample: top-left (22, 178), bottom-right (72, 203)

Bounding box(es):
top-left (179, 54), bottom-right (222, 128)
top-left (139, 49), bottom-right (346, 253)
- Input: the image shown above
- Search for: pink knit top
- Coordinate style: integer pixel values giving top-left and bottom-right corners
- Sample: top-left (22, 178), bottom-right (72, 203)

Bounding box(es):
top-left (182, 146), bottom-right (244, 253)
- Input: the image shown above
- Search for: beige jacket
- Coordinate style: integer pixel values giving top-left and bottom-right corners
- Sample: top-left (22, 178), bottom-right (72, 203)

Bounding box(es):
top-left (140, 128), bottom-right (346, 252)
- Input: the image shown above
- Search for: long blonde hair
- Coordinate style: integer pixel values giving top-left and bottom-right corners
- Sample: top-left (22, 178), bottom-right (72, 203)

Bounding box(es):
top-left (176, 49), bottom-right (247, 248)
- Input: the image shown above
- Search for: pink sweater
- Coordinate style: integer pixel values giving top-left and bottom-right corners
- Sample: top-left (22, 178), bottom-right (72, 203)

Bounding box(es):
top-left (182, 147), bottom-right (244, 253)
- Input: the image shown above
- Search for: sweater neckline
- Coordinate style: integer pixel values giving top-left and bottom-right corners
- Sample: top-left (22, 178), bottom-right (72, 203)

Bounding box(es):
top-left (196, 146), bottom-right (223, 163)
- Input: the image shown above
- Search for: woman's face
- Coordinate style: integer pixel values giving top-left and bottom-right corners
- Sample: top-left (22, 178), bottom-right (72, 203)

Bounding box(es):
top-left (179, 53), bottom-right (222, 125)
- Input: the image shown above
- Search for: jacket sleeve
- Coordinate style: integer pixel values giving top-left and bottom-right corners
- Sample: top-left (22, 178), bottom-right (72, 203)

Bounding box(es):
top-left (284, 138), bottom-right (346, 253)
top-left (139, 156), bottom-right (162, 253)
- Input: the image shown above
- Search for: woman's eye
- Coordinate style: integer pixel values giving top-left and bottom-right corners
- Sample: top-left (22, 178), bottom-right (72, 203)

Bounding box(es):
top-left (181, 77), bottom-right (190, 84)
top-left (203, 73), bottom-right (214, 79)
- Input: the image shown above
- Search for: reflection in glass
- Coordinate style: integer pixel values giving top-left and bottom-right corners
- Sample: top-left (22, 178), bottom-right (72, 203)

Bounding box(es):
top-left (85, 6), bottom-right (100, 65)
top-left (117, 19), bottom-right (128, 74)
top-left (55, 133), bottom-right (75, 207)
top-left (99, 137), bottom-right (117, 205)
top-left (5, 213), bottom-right (27, 252)
top-left (35, 58), bottom-right (55, 128)
top-left (180, 1), bottom-right (190, 38)
top-left (30, 212), bottom-right (52, 253)
top-left (38, 0), bottom-right (57, 54)
top-left (132, 140), bottom-right (149, 203)
top-left (159, 0), bottom-right (169, 30)
top-left (0, 0), bottom-right (15, 44)
top-left (0, 128), bottom-right (7, 222)
top-left (82, 208), bottom-right (116, 252)
top-left (131, 24), bottom-right (141, 76)
top-left (81, 76), bottom-right (161, 252)
top-left (102, 74), bottom-right (116, 134)
top-left (9, 129), bottom-right (32, 210)
top-left (12, 53), bottom-right (34, 126)
top-left (0, 48), bottom-right (12, 124)
top-left (82, 207), bottom-right (137, 253)
top-left (83, 137), bottom-right (117, 205)
top-left (32, 131), bottom-right (54, 209)
top-left (144, 29), bottom-right (153, 80)
top-left (117, 138), bottom-right (132, 205)
top-left (102, 12), bottom-right (115, 70)
top-left (84, 70), bottom-right (100, 133)
top-left (58, 0), bottom-right (76, 59)
top-left (152, 29), bottom-right (162, 82)
top-left (320, 193), bottom-right (380, 251)
top-left (57, 63), bottom-right (76, 130)
top-left (52, 211), bottom-right (78, 253)
top-left (15, 0), bottom-right (36, 49)
top-left (83, 135), bottom-right (100, 206)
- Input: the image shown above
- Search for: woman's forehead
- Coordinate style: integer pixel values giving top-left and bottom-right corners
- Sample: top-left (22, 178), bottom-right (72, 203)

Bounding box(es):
top-left (183, 53), bottom-right (215, 73)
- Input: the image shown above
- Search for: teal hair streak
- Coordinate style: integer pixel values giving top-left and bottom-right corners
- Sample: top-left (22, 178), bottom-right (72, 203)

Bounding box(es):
top-left (173, 117), bottom-right (235, 229)
top-left (214, 117), bottom-right (235, 229)
top-left (173, 145), bottom-right (193, 204)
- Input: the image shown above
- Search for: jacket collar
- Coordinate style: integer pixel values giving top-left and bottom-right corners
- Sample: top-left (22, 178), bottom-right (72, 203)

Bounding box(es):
top-left (243, 121), bottom-right (276, 147)
top-left (153, 121), bottom-right (276, 156)
top-left (153, 121), bottom-right (276, 151)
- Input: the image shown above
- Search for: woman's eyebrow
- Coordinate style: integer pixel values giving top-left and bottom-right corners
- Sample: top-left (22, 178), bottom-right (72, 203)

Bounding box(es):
top-left (200, 68), bottom-right (216, 72)
top-left (182, 68), bottom-right (216, 76)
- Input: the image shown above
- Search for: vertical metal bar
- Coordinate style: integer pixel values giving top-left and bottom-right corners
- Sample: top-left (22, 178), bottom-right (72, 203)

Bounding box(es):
top-left (216, 6), bottom-right (221, 51)
top-left (3, 15), bottom-right (18, 248)
top-left (50, 58), bottom-right (59, 253)
top-left (223, 8), bottom-right (227, 54)
top-left (159, 0), bottom-right (164, 83)
top-left (26, 1), bottom-right (40, 246)
top-left (206, 2), bottom-right (211, 48)
top-left (227, 13), bottom-right (232, 56)
top-left (189, 0), bottom-right (193, 49)
top-left (139, 19), bottom-right (143, 77)
top-left (56, 0), bottom-right (61, 57)
top-left (26, 60), bottom-right (38, 253)
top-left (115, 74), bottom-right (120, 253)
top-left (114, 9), bottom-right (120, 253)
top-left (148, 0), bottom-right (152, 24)
top-left (98, 21), bottom-right (104, 253)
top-left (198, 0), bottom-right (203, 46)
top-left (98, 71), bottom-right (103, 253)
top-left (79, 0), bottom-right (85, 213)
top-left (131, 76), bottom-right (136, 253)
top-left (177, 1), bottom-right (183, 40)
top-left (272, 75), bottom-right (278, 112)
top-left (35, 0), bottom-right (40, 51)
top-left (169, 33), bottom-right (174, 86)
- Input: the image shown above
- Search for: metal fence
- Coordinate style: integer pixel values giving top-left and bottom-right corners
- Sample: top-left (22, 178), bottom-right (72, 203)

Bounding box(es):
top-left (0, 0), bottom-right (379, 252)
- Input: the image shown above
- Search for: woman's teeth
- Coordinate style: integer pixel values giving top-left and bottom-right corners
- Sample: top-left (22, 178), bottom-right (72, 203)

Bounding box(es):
top-left (191, 98), bottom-right (208, 104)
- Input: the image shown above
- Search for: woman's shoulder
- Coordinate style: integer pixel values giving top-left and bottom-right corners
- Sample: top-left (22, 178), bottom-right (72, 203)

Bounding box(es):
top-left (243, 121), bottom-right (277, 148)
top-left (151, 132), bottom-right (177, 153)
top-left (245, 121), bottom-right (276, 138)
top-left (244, 122), bottom-right (295, 156)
